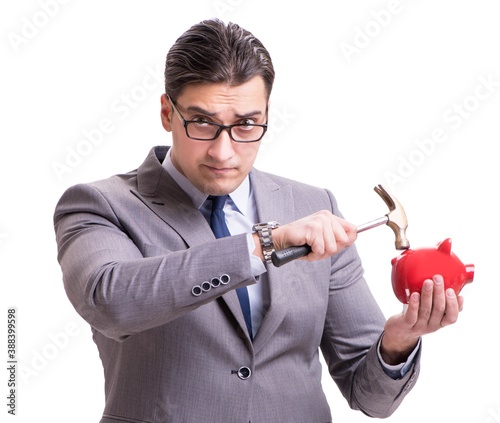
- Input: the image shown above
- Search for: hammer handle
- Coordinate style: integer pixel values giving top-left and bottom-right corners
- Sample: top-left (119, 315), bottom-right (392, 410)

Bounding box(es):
top-left (271, 244), bottom-right (311, 267)
top-left (271, 216), bottom-right (389, 267)
top-left (356, 216), bottom-right (388, 233)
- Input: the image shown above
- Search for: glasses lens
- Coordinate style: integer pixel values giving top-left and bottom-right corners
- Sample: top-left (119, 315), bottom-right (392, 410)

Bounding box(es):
top-left (185, 122), bottom-right (219, 140)
top-left (231, 124), bottom-right (266, 142)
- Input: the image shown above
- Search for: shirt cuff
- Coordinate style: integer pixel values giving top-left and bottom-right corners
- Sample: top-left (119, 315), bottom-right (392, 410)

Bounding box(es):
top-left (246, 233), bottom-right (267, 277)
top-left (377, 336), bottom-right (421, 380)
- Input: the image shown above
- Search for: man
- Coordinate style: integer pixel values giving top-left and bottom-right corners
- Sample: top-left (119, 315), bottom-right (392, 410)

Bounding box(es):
top-left (54, 19), bottom-right (463, 423)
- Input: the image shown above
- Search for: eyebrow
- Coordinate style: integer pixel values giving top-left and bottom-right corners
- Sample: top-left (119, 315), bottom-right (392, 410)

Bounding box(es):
top-left (185, 105), bottom-right (263, 119)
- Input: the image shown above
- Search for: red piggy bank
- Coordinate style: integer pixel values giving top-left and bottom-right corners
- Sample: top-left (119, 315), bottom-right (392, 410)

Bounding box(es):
top-left (391, 238), bottom-right (474, 303)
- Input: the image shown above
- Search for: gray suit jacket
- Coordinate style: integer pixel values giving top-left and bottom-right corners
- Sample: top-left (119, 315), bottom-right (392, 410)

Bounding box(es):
top-left (54, 146), bottom-right (419, 423)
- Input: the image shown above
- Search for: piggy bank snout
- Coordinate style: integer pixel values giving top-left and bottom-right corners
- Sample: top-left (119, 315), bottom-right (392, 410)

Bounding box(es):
top-left (464, 264), bottom-right (475, 283)
top-left (391, 238), bottom-right (474, 303)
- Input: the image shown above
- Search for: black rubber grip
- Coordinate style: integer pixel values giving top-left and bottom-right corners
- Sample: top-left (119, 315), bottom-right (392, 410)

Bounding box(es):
top-left (271, 244), bottom-right (312, 267)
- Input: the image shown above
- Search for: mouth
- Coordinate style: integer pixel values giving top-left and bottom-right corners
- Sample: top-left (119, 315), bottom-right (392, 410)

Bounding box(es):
top-left (204, 164), bottom-right (235, 175)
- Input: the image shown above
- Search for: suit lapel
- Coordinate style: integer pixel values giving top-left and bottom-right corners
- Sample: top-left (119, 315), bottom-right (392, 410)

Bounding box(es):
top-left (131, 146), bottom-right (215, 248)
top-left (249, 169), bottom-right (297, 353)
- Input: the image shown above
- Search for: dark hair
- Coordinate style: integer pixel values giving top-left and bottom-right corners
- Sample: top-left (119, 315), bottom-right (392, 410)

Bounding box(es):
top-left (164, 19), bottom-right (275, 101)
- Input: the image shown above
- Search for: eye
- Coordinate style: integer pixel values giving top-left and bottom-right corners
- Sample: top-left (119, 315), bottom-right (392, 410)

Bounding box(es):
top-left (238, 118), bottom-right (257, 126)
top-left (191, 116), bottom-right (214, 127)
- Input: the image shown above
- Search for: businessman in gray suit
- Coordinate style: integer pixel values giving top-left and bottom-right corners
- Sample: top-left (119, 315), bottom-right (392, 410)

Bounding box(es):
top-left (54, 19), bottom-right (464, 423)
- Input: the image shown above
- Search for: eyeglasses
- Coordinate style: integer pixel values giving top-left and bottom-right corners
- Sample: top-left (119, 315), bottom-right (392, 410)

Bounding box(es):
top-left (168, 96), bottom-right (268, 143)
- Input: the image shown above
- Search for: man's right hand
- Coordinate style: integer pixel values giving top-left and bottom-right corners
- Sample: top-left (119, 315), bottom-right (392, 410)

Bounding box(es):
top-left (253, 210), bottom-right (357, 263)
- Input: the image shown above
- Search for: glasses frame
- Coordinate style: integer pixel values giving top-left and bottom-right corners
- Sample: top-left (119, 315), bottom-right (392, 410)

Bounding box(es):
top-left (167, 96), bottom-right (268, 143)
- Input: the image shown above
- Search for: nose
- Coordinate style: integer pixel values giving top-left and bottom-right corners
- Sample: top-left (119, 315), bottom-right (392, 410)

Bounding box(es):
top-left (207, 129), bottom-right (235, 162)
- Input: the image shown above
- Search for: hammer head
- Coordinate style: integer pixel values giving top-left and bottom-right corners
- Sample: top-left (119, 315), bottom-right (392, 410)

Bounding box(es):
top-left (374, 185), bottom-right (410, 250)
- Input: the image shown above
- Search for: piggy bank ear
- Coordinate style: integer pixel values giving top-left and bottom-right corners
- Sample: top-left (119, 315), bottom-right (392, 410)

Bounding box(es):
top-left (437, 238), bottom-right (452, 255)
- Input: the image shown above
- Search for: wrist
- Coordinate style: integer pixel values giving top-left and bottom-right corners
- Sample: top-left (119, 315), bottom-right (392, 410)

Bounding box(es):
top-left (252, 221), bottom-right (280, 263)
top-left (380, 332), bottom-right (419, 365)
top-left (252, 233), bottom-right (264, 261)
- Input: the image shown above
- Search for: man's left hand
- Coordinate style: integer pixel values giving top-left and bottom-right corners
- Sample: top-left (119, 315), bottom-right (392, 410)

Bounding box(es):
top-left (380, 274), bottom-right (464, 365)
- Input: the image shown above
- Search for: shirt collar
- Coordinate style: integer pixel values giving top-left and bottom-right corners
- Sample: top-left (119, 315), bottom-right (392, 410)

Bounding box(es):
top-left (162, 148), bottom-right (250, 213)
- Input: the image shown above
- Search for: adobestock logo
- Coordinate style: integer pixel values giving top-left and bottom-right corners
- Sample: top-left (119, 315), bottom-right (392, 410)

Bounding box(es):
top-left (259, 104), bottom-right (297, 152)
top-left (51, 64), bottom-right (164, 181)
top-left (19, 321), bottom-right (82, 385)
top-left (7, 0), bottom-right (72, 54)
top-left (383, 73), bottom-right (499, 189)
top-left (339, 0), bottom-right (414, 64)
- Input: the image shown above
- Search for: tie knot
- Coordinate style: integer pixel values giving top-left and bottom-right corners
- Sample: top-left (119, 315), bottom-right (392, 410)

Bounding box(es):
top-left (208, 195), bottom-right (228, 212)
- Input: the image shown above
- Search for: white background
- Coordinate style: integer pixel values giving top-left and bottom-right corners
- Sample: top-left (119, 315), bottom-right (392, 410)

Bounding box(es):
top-left (1, 1), bottom-right (499, 422)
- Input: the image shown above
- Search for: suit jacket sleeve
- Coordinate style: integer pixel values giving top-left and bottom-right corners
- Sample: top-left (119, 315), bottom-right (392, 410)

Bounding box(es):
top-left (320, 189), bottom-right (419, 418)
top-left (53, 182), bottom-right (256, 342)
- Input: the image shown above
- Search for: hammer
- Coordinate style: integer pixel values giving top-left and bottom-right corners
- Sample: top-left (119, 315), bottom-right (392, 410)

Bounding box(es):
top-left (271, 185), bottom-right (410, 267)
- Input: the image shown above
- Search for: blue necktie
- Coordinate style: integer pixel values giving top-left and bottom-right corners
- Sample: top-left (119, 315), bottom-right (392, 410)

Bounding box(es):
top-left (209, 195), bottom-right (253, 338)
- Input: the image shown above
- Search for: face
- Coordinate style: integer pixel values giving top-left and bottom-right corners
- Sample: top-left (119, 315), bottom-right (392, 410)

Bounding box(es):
top-left (160, 76), bottom-right (268, 195)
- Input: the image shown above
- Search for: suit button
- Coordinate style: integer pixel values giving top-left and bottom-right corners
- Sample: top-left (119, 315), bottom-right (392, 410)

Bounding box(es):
top-left (237, 366), bottom-right (251, 380)
top-left (191, 286), bottom-right (202, 296)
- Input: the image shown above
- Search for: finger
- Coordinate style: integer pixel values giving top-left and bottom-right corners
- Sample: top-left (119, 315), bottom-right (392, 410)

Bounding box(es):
top-left (440, 288), bottom-right (460, 327)
top-left (329, 218), bottom-right (349, 252)
top-left (317, 216), bottom-right (348, 257)
top-left (343, 220), bottom-right (358, 242)
top-left (416, 278), bottom-right (434, 324)
top-left (322, 219), bottom-right (340, 255)
top-left (331, 218), bottom-right (357, 252)
top-left (404, 291), bottom-right (421, 326)
top-left (305, 235), bottom-right (326, 260)
top-left (428, 275), bottom-right (447, 328)
top-left (300, 217), bottom-right (326, 258)
top-left (457, 295), bottom-right (465, 312)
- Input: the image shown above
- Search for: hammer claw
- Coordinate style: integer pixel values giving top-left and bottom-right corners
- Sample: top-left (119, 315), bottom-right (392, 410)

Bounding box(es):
top-left (371, 185), bottom-right (410, 250)
top-left (374, 185), bottom-right (394, 210)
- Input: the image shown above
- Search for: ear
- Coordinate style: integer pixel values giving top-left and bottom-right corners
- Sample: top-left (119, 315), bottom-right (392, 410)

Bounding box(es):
top-left (160, 94), bottom-right (173, 132)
